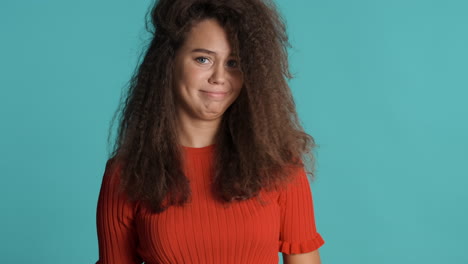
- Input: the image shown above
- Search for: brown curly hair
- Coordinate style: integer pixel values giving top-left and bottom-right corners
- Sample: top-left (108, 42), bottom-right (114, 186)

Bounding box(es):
top-left (107, 0), bottom-right (317, 213)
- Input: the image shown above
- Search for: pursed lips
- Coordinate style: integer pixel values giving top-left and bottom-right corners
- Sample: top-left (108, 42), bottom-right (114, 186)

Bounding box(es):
top-left (200, 90), bottom-right (229, 99)
top-left (200, 90), bottom-right (228, 94)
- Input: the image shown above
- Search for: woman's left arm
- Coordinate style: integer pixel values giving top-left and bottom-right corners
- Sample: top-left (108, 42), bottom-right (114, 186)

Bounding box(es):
top-left (282, 249), bottom-right (322, 264)
top-left (278, 166), bottom-right (325, 262)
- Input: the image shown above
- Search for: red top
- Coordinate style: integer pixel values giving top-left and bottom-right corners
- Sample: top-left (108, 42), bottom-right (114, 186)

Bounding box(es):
top-left (96, 144), bottom-right (325, 264)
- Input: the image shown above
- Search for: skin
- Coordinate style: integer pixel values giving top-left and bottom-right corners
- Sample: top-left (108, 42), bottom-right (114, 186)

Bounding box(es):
top-left (173, 18), bottom-right (322, 264)
top-left (282, 250), bottom-right (322, 264)
top-left (173, 18), bottom-right (244, 148)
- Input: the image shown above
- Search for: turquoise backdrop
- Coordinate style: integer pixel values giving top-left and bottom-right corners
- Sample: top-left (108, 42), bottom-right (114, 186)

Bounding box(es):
top-left (1, 0), bottom-right (467, 263)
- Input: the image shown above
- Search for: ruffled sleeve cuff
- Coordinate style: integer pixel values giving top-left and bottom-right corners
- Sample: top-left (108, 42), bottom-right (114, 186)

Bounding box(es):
top-left (278, 233), bottom-right (325, 254)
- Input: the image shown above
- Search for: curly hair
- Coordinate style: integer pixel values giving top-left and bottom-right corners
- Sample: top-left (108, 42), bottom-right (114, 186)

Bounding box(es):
top-left (107, 0), bottom-right (317, 213)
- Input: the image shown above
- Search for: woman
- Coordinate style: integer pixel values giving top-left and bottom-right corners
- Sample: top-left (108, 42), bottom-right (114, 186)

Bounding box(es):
top-left (96, 0), bottom-right (325, 263)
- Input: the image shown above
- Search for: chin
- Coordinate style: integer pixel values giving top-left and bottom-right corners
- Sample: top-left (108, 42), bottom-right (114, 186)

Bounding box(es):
top-left (199, 110), bottom-right (226, 120)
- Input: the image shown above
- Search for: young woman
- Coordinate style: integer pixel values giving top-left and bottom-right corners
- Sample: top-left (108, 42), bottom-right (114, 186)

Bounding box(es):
top-left (96, 0), bottom-right (325, 263)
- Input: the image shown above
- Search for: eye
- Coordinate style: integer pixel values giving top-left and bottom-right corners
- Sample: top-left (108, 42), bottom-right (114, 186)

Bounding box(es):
top-left (226, 59), bottom-right (239, 68)
top-left (195, 56), bottom-right (210, 64)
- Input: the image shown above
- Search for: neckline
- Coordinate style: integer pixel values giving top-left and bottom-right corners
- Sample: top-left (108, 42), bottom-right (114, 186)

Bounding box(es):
top-left (181, 143), bottom-right (216, 155)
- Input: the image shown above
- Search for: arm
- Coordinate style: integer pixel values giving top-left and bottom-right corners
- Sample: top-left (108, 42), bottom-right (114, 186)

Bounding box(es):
top-left (282, 249), bottom-right (322, 264)
top-left (278, 166), bottom-right (325, 261)
top-left (95, 159), bottom-right (142, 264)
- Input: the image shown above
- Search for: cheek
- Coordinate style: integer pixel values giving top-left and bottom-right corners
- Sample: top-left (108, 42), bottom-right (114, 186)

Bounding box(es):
top-left (181, 65), bottom-right (207, 87)
top-left (233, 77), bottom-right (244, 92)
top-left (233, 72), bottom-right (244, 88)
top-left (230, 82), bottom-right (243, 101)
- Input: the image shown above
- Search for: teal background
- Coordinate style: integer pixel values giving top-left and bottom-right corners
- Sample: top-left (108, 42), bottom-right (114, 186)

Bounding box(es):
top-left (1, 0), bottom-right (467, 263)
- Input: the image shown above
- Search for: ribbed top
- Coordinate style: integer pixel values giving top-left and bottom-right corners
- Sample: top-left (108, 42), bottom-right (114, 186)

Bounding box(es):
top-left (96, 146), bottom-right (325, 264)
top-left (181, 143), bottom-right (216, 154)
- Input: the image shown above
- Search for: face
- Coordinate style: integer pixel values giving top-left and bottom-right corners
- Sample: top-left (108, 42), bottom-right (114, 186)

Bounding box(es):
top-left (172, 19), bottom-right (244, 124)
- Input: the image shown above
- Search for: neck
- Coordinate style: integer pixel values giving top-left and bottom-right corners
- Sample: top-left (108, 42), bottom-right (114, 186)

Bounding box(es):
top-left (176, 111), bottom-right (221, 148)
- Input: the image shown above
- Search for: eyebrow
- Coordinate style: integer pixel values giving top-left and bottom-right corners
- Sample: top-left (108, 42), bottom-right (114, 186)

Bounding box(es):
top-left (191, 48), bottom-right (236, 57)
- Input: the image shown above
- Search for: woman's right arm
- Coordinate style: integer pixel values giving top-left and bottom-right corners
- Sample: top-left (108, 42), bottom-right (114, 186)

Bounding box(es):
top-left (95, 159), bottom-right (142, 264)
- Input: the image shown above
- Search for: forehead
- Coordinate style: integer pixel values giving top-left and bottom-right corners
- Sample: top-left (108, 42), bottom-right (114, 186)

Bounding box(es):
top-left (179, 19), bottom-right (235, 56)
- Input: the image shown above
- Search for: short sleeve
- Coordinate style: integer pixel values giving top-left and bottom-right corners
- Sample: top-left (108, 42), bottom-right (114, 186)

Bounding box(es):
top-left (95, 158), bottom-right (142, 264)
top-left (278, 166), bottom-right (325, 254)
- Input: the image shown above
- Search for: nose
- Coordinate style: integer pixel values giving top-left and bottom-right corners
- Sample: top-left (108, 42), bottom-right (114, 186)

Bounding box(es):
top-left (208, 63), bottom-right (226, 85)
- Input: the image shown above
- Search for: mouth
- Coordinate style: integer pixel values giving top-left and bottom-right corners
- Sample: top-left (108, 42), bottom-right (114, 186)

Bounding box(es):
top-left (200, 90), bottom-right (229, 99)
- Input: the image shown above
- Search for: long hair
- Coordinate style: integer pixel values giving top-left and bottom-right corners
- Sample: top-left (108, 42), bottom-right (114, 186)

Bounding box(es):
top-left (107, 0), bottom-right (317, 213)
